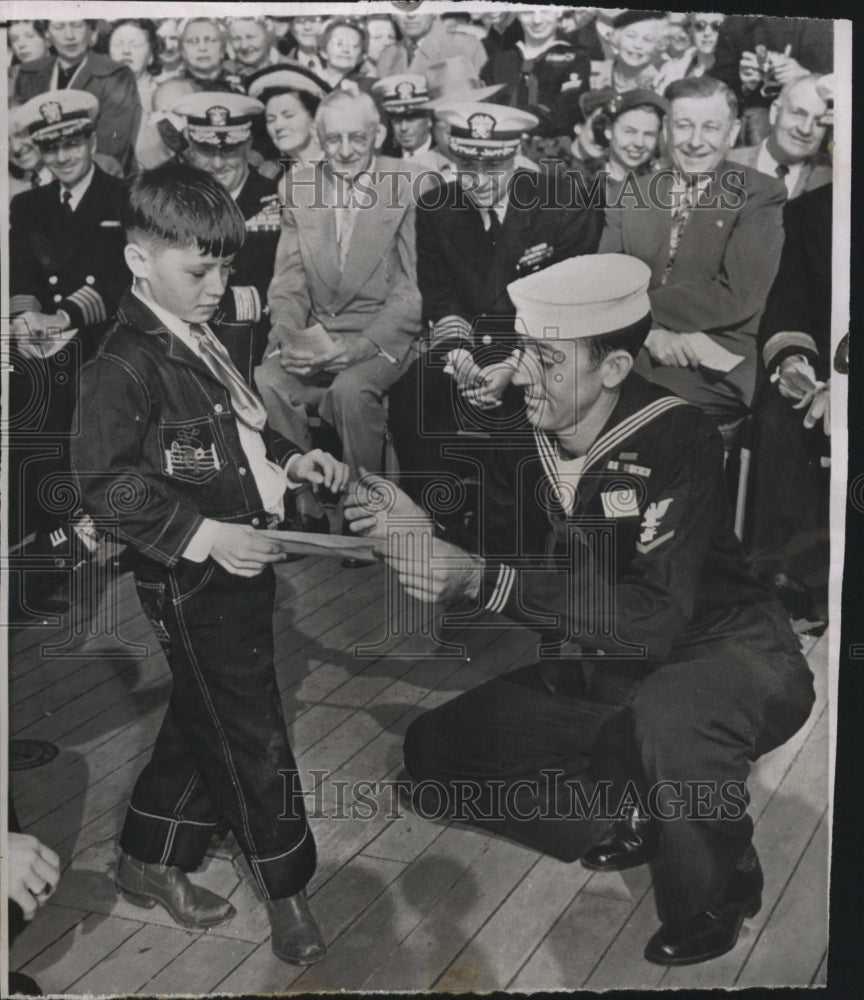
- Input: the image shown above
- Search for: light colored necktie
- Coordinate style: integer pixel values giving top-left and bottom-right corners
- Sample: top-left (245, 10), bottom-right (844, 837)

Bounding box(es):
top-left (189, 324), bottom-right (268, 431)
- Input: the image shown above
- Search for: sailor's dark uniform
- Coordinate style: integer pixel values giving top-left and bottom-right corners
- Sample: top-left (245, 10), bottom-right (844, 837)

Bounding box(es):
top-left (404, 374), bottom-right (815, 922)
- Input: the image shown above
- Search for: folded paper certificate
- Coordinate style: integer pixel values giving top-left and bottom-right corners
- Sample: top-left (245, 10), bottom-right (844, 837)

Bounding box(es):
top-left (260, 529), bottom-right (381, 563)
top-left (688, 332), bottom-right (745, 373)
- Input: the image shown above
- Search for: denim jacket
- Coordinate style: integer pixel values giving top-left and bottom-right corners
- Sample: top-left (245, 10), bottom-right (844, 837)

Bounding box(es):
top-left (71, 289), bottom-right (300, 567)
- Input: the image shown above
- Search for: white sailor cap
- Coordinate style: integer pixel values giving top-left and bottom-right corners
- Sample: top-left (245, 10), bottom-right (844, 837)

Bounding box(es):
top-left (435, 101), bottom-right (539, 161)
top-left (507, 255), bottom-right (652, 340)
top-left (172, 92), bottom-right (264, 148)
top-left (21, 89), bottom-right (99, 147)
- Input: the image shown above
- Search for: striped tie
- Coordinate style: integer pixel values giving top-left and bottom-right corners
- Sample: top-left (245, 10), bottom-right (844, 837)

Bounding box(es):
top-left (190, 324), bottom-right (268, 431)
top-left (662, 184), bottom-right (694, 285)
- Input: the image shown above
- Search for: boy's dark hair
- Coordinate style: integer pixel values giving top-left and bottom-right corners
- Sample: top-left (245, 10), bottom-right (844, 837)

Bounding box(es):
top-left (123, 162), bottom-right (247, 257)
top-left (582, 314), bottom-right (652, 369)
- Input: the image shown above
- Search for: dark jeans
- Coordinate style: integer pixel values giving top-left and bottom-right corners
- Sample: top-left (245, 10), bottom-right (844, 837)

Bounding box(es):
top-left (404, 623), bottom-right (814, 921)
top-left (121, 558), bottom-right (315, 899)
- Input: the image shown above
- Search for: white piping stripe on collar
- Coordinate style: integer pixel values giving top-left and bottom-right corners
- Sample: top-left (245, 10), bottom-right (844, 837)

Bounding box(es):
top-left (534, 396), bottom-right (689, 505)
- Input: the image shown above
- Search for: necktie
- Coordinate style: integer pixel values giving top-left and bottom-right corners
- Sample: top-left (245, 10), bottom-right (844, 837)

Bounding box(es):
top-left (662, 185), bottom-right (694, 285)
top-left (61, 188), bottom-right (74, 218)
top-left (486, 207), bottom-right (502, 247)
top-left (190, 324), bottom-right (268, 431)
top-left (30, 170), bottom-right (42, 188)
top-left (775, 163), bottom-right (790, 178)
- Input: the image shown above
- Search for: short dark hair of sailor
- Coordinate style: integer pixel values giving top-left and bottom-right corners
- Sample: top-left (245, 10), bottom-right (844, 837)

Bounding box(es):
top-left (123, 162), bottom-right (247, 258)
top-left (582, 313), bottom-right (652, 369)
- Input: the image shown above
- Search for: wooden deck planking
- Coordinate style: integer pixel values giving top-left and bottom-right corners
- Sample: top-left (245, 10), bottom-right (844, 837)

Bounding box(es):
top-left (142, 934), bottom-right (258, 996)
top-left (9, 557), bottom-right (832, 994)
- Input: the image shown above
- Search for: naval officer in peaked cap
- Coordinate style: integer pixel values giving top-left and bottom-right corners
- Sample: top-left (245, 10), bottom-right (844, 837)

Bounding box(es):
top-left (171, 91), bottom-right (283, 383)
top-left (346, 253), bottom-right (815, 967)
top-left (9, 88), bottom-right (129, 577)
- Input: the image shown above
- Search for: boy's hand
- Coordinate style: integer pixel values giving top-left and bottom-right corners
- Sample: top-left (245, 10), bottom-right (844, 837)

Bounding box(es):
top-left (9, 832), bottom-right (61, 921)
top-left (209, 523), bottom-right (288, 576)
top-left (287, 449), bottom-right (350, 494)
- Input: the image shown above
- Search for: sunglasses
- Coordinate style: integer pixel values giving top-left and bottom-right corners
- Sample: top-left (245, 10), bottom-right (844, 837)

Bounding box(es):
top-left (692, 20), bottom-right (722, 32)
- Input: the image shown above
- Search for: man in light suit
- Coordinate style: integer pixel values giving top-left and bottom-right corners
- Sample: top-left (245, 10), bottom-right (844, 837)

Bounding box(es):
top-left (254, 89), bottom-right (422, 484)
top-left (728, 74), bottom-right (832, 201)
top-left (377, 11), bottom-right (487, 79)
top-left (599, 75), bottom-right (786, 427)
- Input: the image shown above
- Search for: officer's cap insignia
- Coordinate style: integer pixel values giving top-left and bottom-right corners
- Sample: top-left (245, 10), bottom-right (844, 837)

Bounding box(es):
top-left (395, 80), bottom-right (415, 100)
top-left (206, 106), bottom-right (229, 126)
top-left (468, 112), bottom-right (496, 139)
top-left (39, 101), bottom-right (63, 124)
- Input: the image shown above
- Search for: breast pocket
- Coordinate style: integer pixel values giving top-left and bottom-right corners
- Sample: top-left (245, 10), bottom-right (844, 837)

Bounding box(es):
top-left (158, 415), bottom-right (226, 485)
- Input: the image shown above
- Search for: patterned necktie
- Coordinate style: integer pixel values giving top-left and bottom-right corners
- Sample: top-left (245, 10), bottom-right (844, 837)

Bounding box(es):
top-left (190, 324), bottom-right (268, 431)
top-left (662, 184), bottom-right (694, 285)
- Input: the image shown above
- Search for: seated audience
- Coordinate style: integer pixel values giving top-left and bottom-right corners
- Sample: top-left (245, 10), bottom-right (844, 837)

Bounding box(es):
top-left (360, 15), bottom-right (399, 78)
top-left (175, 17), bottom-right (242, 93)
top-left (656, 12), bottom-right (725, 87)
top-left (387, 101), bottom-right (604, 514)
top-left (317, 18), bottom-right (367, 89)
top-left (378, 9), bottom-right (487, 78)
top-left (593, 10), bottom-right (668, 93)
top-left (373, 73), bottom-right (451, 175)
top-left (285, 14), bottom-right (330, 77)
top-left (15, 18), bottom-right (142, 174)
top-left (254, 90), bottom-right (422, 523)
top-left (246, 63), bottom-right (330, 178)
top-left (592, 87), bottom-right (668, 200)
top-left (599, 75), bottom-right (787, 430)
top-left (155, 18), bottom-right (183, 78)
top-left (711, 13), bottom-right (834, 144)
top-left (9, 89), bottom-right (129, 573)
top-left (172, 91), bottom-right (282, 380)
top-left (482, 8), bottom-right (590, 138)
top-left (107, 18), bottom-right (162, 115)
top-left (8, 20), bottom-right (49, 92)
top-left (728, 74), bottom-right (832, 200)
top-left (225, 16), bottom-right (282, 79)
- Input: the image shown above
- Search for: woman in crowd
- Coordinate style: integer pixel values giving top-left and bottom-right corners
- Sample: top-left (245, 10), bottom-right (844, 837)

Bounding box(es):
top-left (656, 13), bottom-right (726, 89)
top-left (107, 19), bottom-right (162, 114)
top-left (154, 18), bottom-right (182, 78)
top-left (317, 18), bottom-right (367, 89)
top-left (175, 17), bottom-right (241, 92)
top-left (595, 10), bottom-right (668, 93)
top-left (246, 63), bottom-right (330, 179)
top-left (592, 88), bottom-right (668, 200)
top-left (7, 20), bottom-right (48, 91)
top-left (286, 13), bottom-right (329, 76)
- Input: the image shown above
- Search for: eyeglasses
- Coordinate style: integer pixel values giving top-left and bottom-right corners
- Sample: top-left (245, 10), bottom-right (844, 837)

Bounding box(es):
top-left (321, 129), bottom-right (375, 149)
top-left (692, 20), bottom-right (722, 32)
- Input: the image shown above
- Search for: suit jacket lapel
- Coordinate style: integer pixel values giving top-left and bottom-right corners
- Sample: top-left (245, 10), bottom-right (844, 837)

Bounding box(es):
top-left (331, 172), bottom-right (405, 308)
top-left (294, 167), bottom-right (342, 297)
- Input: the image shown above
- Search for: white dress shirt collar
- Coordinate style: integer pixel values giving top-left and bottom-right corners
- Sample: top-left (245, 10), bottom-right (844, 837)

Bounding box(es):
top-left (60, 164), bottom-right (96, 212)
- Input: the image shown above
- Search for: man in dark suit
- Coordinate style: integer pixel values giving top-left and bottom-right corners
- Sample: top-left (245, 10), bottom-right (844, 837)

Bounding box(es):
top-left (173, 91), bottom-right (282, 383)
top-left (728, 74), bottom-right (832, 201)
top-left (388, 100), bottom-right (604, 514)
top-left (9, 89), bottom-right (129, 575)
top-left (599, 75), bottom-right (787, 430)
top-left (15, 19), bottom-right (141, 174)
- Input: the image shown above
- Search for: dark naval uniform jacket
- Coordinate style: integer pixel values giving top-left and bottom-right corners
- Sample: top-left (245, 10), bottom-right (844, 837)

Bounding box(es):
top-left (471, 374), bottom-right (806, 663)
top-left (209, 165), bottom-right (282, 383)
top-left (10, 165), bottom-right (129, 358)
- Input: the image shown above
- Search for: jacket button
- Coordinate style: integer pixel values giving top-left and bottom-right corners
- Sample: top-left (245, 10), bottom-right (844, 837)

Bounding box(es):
top-left (48, 275), bottom-right (58, 285)
top-left (482, 334), bottom-right (492, 346)
top-left (251, 517), bottom-right (260, 526)
top-left (53, 294), bottom-right (63, 303)
top-left (85, 275), bottom-right (96, 285)
top-left (239, 466), bottom-right (247, 476)
top-left (214, 403), bottom-right (223, 413)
